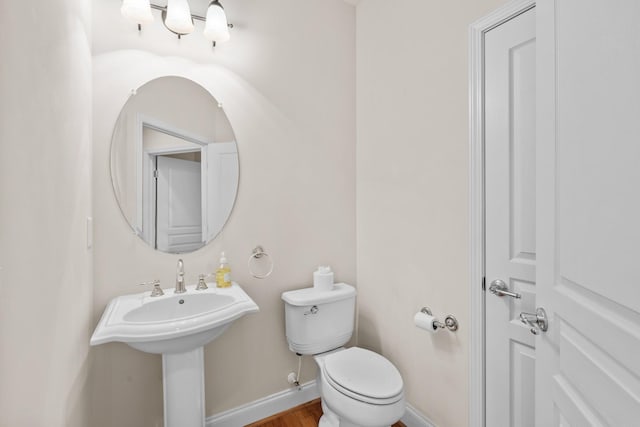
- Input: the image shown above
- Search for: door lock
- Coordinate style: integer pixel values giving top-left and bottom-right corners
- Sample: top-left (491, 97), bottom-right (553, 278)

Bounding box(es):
top-left (519, 308), bottom-right (548, 335)
top-left (489, 279), bottom-right (521, 299)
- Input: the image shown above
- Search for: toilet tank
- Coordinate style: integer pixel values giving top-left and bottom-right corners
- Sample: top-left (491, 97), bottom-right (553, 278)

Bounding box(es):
top-left (282, 283), bottom-right (356, 355)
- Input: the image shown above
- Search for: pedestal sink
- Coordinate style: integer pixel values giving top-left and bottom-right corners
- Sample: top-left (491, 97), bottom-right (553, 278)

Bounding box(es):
top-left (91, 282), bottom-right (259, 427)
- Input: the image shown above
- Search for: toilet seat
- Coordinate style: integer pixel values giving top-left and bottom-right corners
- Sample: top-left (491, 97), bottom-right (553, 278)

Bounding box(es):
top-left (322, 347), bottom-right (403, 405)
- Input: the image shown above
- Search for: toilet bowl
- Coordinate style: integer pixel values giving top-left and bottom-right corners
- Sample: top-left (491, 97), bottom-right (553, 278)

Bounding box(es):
top-left (314, 347), bottom-right (405, 427)
top-left (281, 283), bottom-right (405, 427)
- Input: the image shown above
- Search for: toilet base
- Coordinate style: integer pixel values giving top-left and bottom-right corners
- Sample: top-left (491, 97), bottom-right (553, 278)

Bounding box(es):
top-left (318, 399), bottom-right (340, 427)
top-left (319, 398), bottom-right (392, 427)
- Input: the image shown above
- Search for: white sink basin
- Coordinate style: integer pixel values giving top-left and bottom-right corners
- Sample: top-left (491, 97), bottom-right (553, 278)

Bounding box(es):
top-left (123, 293), bottom-right (235, 323)
top-left (91, 282), bottom-right (259, 354)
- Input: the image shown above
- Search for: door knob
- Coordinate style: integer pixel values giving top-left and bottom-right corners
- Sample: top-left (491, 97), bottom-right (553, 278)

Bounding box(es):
top-left (519, 308), bottom-right (548, 335)
top-left (489, 279), bottom-right (522, 299)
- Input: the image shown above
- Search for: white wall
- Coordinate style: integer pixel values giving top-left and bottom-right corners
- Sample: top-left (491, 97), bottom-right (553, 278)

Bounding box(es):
top-left (0, 0), bottom-right (93, 426)
top-left (356, 0), bottom-right (504, 426)
top-left (91, 1), bottom-right (356, 426)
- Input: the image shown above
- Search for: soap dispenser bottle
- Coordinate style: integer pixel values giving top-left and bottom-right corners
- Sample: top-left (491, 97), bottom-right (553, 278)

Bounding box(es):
top-left (216, 252), bottom-right (232, 288)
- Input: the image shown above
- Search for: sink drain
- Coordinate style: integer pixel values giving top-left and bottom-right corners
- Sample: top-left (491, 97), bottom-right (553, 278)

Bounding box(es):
top-left (179, 299), bottom-right (185, 304)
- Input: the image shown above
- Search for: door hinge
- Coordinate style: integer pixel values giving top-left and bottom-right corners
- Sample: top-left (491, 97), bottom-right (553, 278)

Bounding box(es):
top-left (482, 276), bottom-right (486, 291)
top-left (153, 170), bottom-right (159, 179)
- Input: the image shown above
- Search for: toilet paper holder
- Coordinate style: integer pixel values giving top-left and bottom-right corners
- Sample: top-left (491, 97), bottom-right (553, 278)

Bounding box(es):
top-left (421, 307), bottom-right (459, 332)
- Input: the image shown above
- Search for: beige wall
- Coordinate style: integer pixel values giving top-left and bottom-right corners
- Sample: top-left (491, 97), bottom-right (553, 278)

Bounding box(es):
top-left (91, 1), bottom-right (356, 426)
top-left (356, 0), bottom-right (504, 426)
top-left (0, 0), bottom-right (93, 426)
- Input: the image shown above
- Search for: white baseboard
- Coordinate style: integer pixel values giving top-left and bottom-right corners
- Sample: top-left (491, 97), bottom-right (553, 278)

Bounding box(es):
top-left (206, 380), bottom-right (435, 427)
top-left (205, 380), bottom-right (320, 427)
top-left (401, 403), bottom-right (436, 427)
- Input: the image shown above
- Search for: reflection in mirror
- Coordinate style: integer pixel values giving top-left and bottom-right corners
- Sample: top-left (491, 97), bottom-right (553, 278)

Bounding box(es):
top-left (110, 77), bottom-right (239, 254)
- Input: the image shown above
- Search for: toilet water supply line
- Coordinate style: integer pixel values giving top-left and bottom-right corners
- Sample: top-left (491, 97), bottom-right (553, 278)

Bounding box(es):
top-left (288, 355), bottom-right (303, 388)
top-left (295, 355), bottom-right (302, 388)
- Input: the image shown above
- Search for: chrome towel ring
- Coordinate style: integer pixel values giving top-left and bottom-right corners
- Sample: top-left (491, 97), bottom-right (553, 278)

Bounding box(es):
top-left (248, 245), bottom-right (273, 279)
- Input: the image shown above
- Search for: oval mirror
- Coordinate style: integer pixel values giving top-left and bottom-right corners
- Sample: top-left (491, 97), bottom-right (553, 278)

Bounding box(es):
top-left (110, 76), bottom-right (238, 254)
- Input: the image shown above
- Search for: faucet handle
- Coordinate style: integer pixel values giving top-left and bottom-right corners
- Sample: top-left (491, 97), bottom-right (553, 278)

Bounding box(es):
top-left (139, 279), bottom-right (164, 297)
top-left (196, 274), bottom-right (210, 291)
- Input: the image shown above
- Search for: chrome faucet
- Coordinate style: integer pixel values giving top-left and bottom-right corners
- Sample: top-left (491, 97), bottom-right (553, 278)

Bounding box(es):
top-left (175, 259), bottom-right (186, 294)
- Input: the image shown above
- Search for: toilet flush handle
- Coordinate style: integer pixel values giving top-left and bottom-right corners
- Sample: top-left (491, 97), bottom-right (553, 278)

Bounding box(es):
top-left (304, 305), bottom-right (319, 316)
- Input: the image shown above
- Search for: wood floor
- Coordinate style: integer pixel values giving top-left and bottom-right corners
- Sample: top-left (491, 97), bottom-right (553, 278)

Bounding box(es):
top-left (246, 398), bottom-right (406, 427)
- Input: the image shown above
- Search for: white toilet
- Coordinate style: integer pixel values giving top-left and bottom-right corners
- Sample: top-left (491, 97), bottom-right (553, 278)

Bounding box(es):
top-left (282, 283), bottom-right (405, 427)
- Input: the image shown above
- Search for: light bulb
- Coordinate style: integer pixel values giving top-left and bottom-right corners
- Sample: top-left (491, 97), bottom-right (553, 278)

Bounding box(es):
top-left (121, 0), bottom-right (154, 24)
top-left (164, 0), bottom-right (195, 35)
top-left (204, 1), bottom-right (230, 43)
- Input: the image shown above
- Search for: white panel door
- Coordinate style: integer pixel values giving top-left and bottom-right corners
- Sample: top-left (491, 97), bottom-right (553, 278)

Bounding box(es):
top-left (203, 142), bottom-right (238, 242)
top-left (156, 155), bottom-right (204, 253)
top-left (485, 7), bottom-right (537, 427)
top-left (536, 0), bottom-right (640, 425)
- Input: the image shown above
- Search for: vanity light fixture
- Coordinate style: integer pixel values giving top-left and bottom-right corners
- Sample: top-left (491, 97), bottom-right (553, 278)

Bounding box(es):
top-left (121, 0), bottom-right (233, 46)
top-left (121, 0), bottom-right (154, 26)
top-left (203, 1), bottom-right (231, 45)
top-left (163, 0), bottom-right (195, 35)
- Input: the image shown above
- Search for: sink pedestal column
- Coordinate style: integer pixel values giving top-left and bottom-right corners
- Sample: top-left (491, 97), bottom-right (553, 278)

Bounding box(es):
top-left (162, 346), bottom-right (205, 427)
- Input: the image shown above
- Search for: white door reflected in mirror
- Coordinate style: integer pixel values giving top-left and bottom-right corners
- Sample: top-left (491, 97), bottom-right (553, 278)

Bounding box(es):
top-left (156, 153), bottom-right (202, 253)
top-left (110, 76), bottom-right (239, 253)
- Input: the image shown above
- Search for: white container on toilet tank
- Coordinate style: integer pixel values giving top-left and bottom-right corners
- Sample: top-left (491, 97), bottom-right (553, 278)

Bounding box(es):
top-left (282, 283), bottom-right (355, 355)
top-left (313, 266), bottom-right (334, 291)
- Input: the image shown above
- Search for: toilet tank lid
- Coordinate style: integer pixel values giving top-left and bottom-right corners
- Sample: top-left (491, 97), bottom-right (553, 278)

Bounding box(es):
top-left (281, 283), bottom-right (355, 306)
